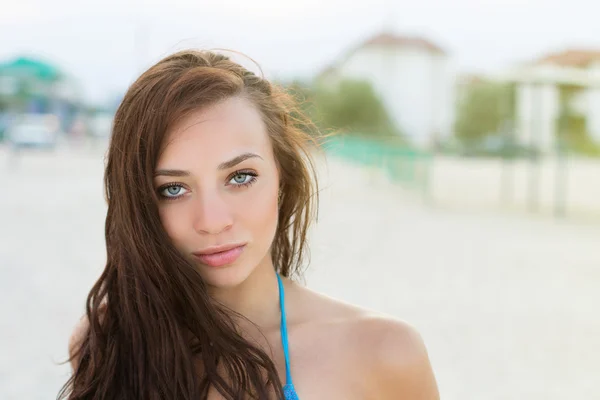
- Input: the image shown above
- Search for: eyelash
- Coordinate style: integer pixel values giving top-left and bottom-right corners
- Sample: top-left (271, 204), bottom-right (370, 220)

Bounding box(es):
top-left (157, 170), bottom-right (258, 201)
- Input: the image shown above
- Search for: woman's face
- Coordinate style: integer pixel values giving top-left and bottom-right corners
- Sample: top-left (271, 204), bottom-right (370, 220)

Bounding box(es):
top-left (154, 96), bottom-right (280, 288)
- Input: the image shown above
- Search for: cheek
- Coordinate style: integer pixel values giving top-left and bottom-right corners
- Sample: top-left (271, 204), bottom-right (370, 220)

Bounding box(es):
top-left (158, 206), bottom-right (188, 248)
top-left (238, 186), bottom-right (279, 240)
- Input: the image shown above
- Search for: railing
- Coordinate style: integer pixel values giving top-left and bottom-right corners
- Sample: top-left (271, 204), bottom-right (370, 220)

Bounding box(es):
top-left (322, 134), bottom-right (433, 196)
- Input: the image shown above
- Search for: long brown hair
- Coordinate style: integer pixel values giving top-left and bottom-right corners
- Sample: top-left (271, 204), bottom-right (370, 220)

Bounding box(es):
top-left (59, 50), bottom-right (320, 400)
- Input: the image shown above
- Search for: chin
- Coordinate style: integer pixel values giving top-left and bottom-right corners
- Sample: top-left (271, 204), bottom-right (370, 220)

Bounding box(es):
top-left (197, 260), bottom-right (257, 289)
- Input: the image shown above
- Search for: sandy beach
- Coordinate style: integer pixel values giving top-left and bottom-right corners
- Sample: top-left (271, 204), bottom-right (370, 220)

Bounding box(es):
top-left (0, 144), bottom-right (598, 399)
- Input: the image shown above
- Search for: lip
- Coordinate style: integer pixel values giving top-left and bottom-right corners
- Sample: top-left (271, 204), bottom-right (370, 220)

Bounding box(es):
top-left (192, 243), bottom-right (246, 268)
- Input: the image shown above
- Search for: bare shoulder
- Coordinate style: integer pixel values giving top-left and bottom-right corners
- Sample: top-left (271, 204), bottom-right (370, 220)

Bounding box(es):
top-left (68, 313), bottom-right (90, 371)
top-left (353, 315), bottom-right (439, 399)
top-left (68, 304), bottom-right (106, 371)
top-left (293, 287), bottom-right (439, 399)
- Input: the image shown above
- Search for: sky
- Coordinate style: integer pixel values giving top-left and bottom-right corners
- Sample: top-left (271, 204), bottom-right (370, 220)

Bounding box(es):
top-left (1, 0), bottom-right (599, 104)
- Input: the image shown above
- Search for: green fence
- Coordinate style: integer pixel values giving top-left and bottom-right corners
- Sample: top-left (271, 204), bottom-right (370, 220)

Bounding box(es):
top-left (322, 135), bottom-right (433, 194)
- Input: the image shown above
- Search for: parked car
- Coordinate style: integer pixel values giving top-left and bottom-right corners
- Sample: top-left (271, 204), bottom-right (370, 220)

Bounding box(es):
top-left (87, 113), bottom-right (114, 138)
top-left (457, 136), bottom-right (541, 159)
top-left (7, 114), bottom-right (60, 149)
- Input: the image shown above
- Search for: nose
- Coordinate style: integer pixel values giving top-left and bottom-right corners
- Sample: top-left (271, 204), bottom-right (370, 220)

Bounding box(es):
top-left (192, 191), bottom-right (233, 235)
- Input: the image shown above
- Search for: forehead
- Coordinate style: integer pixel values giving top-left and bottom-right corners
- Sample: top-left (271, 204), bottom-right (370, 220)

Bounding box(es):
top-left (158, 97), bottom-right (272, 167)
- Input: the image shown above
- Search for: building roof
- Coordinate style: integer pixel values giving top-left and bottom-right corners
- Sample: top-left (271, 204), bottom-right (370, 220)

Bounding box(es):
top-left (357, 32), bottom-right (446, 55)
top-left (533, 49), bottom-right (600, 68)
top-left (457, 73), bottom-right (487, 86)
top-left (316, 31), bottom-right (446, 81)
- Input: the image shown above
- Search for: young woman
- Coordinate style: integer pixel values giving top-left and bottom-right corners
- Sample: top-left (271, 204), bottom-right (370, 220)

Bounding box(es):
top-left (61, 49), bottom-right (439, 400)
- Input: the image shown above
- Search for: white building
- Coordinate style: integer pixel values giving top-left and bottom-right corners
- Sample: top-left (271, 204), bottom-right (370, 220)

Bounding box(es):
top-left (498, 49), bottom-right (600, 152)
top-left (317, 32), bottom-right (456, 147)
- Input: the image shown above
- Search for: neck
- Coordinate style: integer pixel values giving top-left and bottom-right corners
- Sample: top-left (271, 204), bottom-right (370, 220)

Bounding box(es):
top-left (208, 256), bottom-right (281, 330)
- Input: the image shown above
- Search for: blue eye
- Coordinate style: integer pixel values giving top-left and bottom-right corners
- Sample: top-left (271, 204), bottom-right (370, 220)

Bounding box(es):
top-left (228, 171), bottom-right (257, 187)
top-left (230, 173), bottom-right (251, 185)
top-left (159, 184), bottom-right (188, 199)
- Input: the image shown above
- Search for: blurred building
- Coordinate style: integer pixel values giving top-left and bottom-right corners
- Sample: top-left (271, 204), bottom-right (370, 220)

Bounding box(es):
top-left (500, 49), bottom-right (600, 152)
top-left (317, 31), bottom-right (456, 147)
top-left (0, 56), bottom-right (82, 137)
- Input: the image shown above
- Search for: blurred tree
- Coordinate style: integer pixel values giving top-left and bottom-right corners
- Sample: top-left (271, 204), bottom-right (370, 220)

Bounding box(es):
top-left (557, 84), bottom-right (600, 157)
top-left (285, 79), bottom-right (401, 140)
top-left (454, 81), bottom-right (515, 143)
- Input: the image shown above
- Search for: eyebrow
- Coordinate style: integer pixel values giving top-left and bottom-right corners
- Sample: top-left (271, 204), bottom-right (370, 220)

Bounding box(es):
top-left (154, 152), bottom-right (263, 177)
top-left (153, 169), bottom-right (190, 178)
top-left (218, 152), bottom-right (263, 170)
